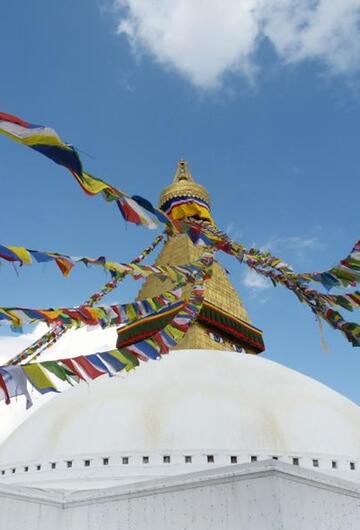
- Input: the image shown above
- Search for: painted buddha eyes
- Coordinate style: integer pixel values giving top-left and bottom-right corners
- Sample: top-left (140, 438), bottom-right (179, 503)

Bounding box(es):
top-left (208, 331), bottom-right (245, 353)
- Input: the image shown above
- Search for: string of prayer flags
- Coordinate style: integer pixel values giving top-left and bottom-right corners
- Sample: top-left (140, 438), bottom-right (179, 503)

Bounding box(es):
top-left (209, 232), bottom-right (360, 347)
top-left (117, 252), bottom-right (212, 360)
top-left (174, 219), bottom-right (230, 249)
top-left (118, 277), bottom-right (207, 362)
top-left (100, 250), bottom-right (214, 284)
top-left (180, 222), bottom-right (360, 347)
top-left (243, 248), bottom-right (293, 274)
top-left (7, 235), bottom-right (166, 366)
top-left (176, 218), bottom-right (245, 257)
top-left (0, 243), bottom-right (107, 276)
top-left (0, 285), bottom-right (184, 332)
top-left (0, 271), bottom-right (208, 409)
top-left (244, 259), bottom-right (360, 347)
top-left (6, 248), bottom-right (212, 369)
top-left (116, 300), bottom-right (186, 348)
top-left (7, 326), bottom-right (67, 368)
top-left (0, 238), bottom-right (211, 286)
top-left (243, 240), bottom-right (360, 292)
top-left (0, 348), bottom-right (140, 409)
top-left (299, 240), bottom-right (360, 289)
top-left (0, 112), bottom-right (168, 229)
top-left (317, 291), bottom-right (360, 312)
top-left (0, 234), bottom-right (164, 290)
top-left (322, 309), bottom-right (360, 347)
top-left (83, 235), bottom-right (165, 306)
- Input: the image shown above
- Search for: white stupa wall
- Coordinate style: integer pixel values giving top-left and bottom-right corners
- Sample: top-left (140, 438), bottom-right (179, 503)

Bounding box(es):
top-left (1, 462), bottom-right (360, 530)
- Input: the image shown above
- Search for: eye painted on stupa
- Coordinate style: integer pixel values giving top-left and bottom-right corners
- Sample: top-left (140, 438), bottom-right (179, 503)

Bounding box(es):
top-left (208, 331), bottom-right (224, 344)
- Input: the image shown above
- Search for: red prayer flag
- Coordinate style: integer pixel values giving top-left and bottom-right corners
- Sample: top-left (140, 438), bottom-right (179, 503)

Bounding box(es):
top-left (73, 356), bottom-right (105, 380)
top-left (0, 373), bottom-right (10, 405)
top-left (61, 359), bottom-right (86, 380)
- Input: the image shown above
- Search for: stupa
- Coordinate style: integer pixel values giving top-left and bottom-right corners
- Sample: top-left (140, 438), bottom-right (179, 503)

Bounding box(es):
top-left (122, 159), bottom-right (264, 354)
top-left (0, 161), bottom-right (360, 529)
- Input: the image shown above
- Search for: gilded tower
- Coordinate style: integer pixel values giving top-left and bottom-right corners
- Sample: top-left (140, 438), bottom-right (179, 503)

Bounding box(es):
top-left (136, 160), bottom-right (264, 354)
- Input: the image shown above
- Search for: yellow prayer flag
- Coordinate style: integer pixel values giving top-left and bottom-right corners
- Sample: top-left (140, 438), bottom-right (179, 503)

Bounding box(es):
top-left (23, 364), bottom-right (58, 392)
top-left (7, 246), bottom-right (31, 264)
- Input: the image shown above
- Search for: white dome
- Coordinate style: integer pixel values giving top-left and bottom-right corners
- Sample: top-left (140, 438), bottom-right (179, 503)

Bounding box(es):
top-left (1, 349), bottom-right (360, 486)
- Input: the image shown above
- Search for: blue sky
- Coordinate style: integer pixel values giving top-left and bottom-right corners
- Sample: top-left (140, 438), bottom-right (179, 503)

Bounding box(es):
top-left (0, 1), bottom-right (359, 404)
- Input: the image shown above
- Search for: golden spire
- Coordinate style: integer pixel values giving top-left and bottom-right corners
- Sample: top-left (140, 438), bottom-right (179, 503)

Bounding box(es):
top-left (159, 159), bottom-right (210, 209)
top-left (136, 160), bottom-right (264, 354)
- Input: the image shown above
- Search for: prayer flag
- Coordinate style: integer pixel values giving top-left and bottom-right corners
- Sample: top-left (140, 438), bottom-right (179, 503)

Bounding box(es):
top-left (22, 364), bottom-right (59, 394)
top-left (0, 366), bottom-right (33, 408)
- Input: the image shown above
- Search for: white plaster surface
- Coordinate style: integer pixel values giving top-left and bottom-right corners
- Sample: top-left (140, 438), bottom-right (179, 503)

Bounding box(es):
top-left (1, 349), bottom-right (360, 467)
top-left (1, 461), bottom-right (360, 530)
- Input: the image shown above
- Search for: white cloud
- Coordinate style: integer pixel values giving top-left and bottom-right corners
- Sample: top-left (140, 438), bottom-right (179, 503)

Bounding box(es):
top-left (262, 236), bottom-right (320, 252)
top-left (114, 0), bottom-right (360, 88)
top-left (0, 324), bottom-right (117, 364)
top-left (243, 268), bottom-right (271, 290)
top-left (262, 0), bottom-right (360, 73)
top-left (0, 325), bottom-right (118, 443)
